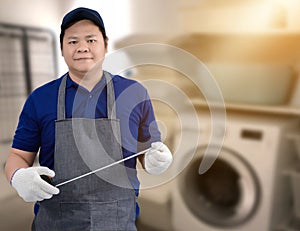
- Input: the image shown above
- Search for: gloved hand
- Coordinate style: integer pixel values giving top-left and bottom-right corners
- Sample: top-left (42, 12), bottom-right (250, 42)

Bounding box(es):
top-left (145, 142), bottom-right (173, 175)
top-left (11, 166), bottom-right (60, 202)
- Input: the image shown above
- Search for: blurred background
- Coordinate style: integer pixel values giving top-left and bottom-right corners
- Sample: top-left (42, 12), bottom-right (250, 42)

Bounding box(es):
top-left (1, 0), bottom-right (300, 230)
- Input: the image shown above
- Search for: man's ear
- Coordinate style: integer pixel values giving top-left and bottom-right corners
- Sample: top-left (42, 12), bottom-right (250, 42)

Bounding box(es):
top-left (105, 38), bottom-right (109, 51)
top-left (60, 47), bottom-right (64, 57)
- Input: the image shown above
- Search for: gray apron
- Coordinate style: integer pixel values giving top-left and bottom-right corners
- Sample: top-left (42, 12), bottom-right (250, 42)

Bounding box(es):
top-left (32, 72), bottom-right (137, 231)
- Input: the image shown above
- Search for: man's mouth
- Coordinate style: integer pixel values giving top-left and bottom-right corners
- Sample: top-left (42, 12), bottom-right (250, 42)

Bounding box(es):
top-left (74, 57), bottom-right (93, 61)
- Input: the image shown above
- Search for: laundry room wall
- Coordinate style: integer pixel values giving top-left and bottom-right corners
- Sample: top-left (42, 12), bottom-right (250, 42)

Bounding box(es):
top-left (0, 0), bottom-right (63, 28)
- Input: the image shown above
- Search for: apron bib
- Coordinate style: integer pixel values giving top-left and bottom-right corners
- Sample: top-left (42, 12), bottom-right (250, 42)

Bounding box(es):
top-left (32, 72), bottom-right (137, 231)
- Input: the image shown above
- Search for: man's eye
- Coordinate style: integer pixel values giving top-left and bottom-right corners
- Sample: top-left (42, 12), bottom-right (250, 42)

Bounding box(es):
top-left (88, 39), bottom-right (96, 43)
top-left (68, 41), bottom-right (77, 45)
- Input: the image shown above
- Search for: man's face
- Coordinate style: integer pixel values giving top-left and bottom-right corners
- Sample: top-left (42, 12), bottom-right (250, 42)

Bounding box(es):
top-left (62, 19), bottom-right (107, 78)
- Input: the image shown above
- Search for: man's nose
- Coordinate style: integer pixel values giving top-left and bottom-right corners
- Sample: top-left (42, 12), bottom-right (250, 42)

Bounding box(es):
top-left (77, 41), bottom-right (89, 52)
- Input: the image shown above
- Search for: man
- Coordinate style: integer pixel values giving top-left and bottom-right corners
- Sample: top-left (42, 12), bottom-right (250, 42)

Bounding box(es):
top-left (5, 7), bottom-right (172, 231)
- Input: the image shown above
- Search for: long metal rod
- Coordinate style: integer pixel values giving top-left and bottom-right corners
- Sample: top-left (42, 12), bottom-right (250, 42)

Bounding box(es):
top-left (55, 148), bottom-right (150, 187)
top-left (21, 29), bottom-right (32, 95)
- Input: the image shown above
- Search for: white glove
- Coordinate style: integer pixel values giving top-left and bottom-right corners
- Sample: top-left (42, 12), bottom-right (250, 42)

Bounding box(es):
top-left (11, 166), bottom-right (60, 202)
top-left (145, 142), bottom-right (173, 175)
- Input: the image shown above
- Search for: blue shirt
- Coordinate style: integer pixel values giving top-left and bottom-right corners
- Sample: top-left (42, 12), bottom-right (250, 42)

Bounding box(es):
top-left (12, 72), bottom-right (161, 215)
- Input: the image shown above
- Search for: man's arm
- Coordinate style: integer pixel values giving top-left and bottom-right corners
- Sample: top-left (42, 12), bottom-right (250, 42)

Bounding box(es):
top-left (138, 154), bottom-right (145, 168)
top-left (5, 148), bottom-right (59, 202)
top-left (5, 148), bottom-right (36, 182)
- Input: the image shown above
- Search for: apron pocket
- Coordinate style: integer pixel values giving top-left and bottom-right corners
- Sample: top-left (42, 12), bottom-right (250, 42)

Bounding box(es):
top-left (60, 202), bottom-right (91, 231)
top-left (59, 201), bottom-right (119, 231)
top-left (117, 198), bottom-right (137, 231)
top-left (91, 201), bottom-right (118, 230)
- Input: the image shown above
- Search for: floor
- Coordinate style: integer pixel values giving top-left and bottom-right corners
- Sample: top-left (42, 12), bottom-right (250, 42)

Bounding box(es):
top-left (0, 195), bottom-right (34, 231)
top-left (0, 198), bottom-right (161, 231)
top-left (0, 146), bottom-right (34, 231)
top-left (136, 219), bottom-right (166, 231)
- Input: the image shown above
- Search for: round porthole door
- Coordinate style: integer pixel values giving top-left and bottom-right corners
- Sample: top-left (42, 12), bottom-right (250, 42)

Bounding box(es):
top-left (178, 146), bottom-right (260, 228)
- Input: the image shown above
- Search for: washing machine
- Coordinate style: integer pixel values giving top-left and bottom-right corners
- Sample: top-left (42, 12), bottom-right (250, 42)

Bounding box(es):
top-left (171, 110), bottom-right (300, 231)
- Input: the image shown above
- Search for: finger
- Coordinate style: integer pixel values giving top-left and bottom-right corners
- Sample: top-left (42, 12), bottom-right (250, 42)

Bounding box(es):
top-left (151, 142), bottom-right (170, 153)
top-left (147, 154), bottom-right (160, 167)
top-left (37, 179), bottom-right (60, 195)
top-left (35, 166), bottom-right (55, 178)
top-left (36, 190), bottom-right (54, 200)
top-left (151, 142), bottom-right (163, 150)
top-left (36, 195), bottom-right (45, 202)
top-left (158, 145), bottom-right (170, 153)
top-left (150, 151), bottom-right (172, 162)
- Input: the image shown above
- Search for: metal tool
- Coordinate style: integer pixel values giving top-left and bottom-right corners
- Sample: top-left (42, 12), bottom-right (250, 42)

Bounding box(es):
top-left (54, 148), bottom-right (150, 187)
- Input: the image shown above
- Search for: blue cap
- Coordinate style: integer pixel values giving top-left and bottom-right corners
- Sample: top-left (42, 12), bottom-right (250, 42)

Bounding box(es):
top-left (60, 7), bottom-right (107, 48)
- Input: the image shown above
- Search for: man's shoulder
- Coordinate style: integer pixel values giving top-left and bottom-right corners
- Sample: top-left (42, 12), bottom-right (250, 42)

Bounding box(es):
top-left (112, 74), bottom-right (146, 92)
top-left (30, 76), bottom-right (63, 98)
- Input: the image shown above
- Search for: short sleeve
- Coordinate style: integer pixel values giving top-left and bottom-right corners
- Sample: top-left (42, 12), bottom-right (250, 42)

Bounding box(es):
top-left (137, 90), bottom-right (161, 150)
top-left (12, 95), bottom-right (41, 152)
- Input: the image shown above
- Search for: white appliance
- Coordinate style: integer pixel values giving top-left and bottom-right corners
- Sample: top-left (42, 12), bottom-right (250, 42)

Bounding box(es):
top-left (171, 111), bottom-right (299, 231)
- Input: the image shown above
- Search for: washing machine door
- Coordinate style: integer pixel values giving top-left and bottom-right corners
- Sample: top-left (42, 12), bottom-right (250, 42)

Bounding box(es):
top-left (179, 146), bottom-right (260, 228)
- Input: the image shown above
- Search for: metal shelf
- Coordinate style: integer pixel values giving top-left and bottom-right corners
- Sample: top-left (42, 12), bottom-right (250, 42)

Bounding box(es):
top-left (0, 23), bottom-right (58, 143)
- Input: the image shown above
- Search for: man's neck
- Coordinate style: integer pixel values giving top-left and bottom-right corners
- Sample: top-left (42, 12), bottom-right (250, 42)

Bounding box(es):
top-left (69, 69), bottom-right (103, 92)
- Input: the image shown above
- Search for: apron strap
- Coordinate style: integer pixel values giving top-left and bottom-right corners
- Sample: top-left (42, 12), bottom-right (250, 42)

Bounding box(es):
top-left (57, 74), bottom-right (68, 120)
top-left (57, 72), bottom-right (117, 120)
top-left (104, 71), bottom-right (117, 120)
